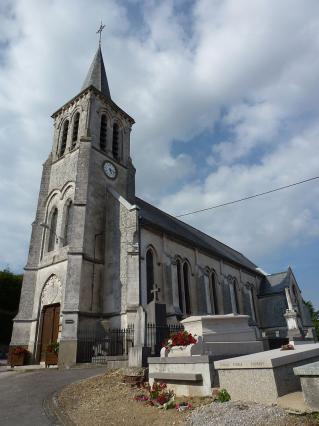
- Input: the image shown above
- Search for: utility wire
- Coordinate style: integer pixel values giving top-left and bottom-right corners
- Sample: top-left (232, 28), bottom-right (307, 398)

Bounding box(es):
top-left (175, 175), bottom-right (319, 218)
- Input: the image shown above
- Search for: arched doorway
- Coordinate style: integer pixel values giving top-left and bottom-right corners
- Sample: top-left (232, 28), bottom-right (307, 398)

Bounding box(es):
top-left (39, 303), bottom-right (60, 361)
top-left (38, 275), bottom-right (62, 361)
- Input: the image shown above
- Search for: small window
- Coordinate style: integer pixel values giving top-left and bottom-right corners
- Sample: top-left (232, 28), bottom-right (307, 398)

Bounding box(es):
top-left (59, 120), bottom-right (69, 157)
top-left (71, 113), bottom-right (80, 148)
top-left (146, 249), bottom-right (154, 303)
top-left (112, 123), bottom-right (119, 159)
top-left (100, 115), bottom-right (107, 151)
top-left (176, 259), bottom-right (183, 312)
top-left (63, 200), bottom-right (73, 246)
top-left (210, 273), bottom-right (219, 314)
top-left (183, 262), bottom-right (191, 315)
top-left (48, 208), bottom-right (58, 252)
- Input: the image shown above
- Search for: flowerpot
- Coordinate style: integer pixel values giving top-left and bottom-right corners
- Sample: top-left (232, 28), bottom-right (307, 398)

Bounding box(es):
top-left (45, 352), bottom-right (58, 367)
top-left (10, 353), bottom-right (25, 367)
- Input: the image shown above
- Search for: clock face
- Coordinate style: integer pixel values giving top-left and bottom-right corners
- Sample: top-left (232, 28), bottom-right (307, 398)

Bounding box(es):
top-left (103, 161), bottom-right (117, 179)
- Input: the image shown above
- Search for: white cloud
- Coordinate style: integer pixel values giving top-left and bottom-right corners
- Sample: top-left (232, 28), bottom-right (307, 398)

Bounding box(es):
top-left (0, 0), bottom-right (319, 308)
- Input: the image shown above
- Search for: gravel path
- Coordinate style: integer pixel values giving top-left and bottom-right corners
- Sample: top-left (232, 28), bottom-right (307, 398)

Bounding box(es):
top-left (186, 401), bottom-right (302, 426)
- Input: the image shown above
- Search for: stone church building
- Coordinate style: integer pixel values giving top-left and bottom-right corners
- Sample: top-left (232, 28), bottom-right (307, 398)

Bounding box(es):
top-left (10, 44), bottom-right (313, 366)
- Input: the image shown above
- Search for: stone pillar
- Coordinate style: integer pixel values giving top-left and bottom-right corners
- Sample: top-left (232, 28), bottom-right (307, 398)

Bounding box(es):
top-left (59, 312), bottom-right (79, 368)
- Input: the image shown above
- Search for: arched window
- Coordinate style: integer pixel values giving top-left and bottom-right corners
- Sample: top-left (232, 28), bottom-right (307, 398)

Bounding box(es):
top-left (63, 200), bottom-right (73, 246)
top-left (228, 277), bottom-right (240, 314)
top-left (59, 120), bottom-right (69, 157)
top-left (183, 262), bottom-right (191, 315)
top-left (71, 112), bottom-right (80, 148)
top-left (176, 259), bottom-right (183, 312)
top-left (112, 123), bottom-right (119, 160)
top-left (233, 280), bottom-right (240, 314)
top-left (146, 249), bottom-right (154, 304)
top-left (100, 114), bottom-right (107, 151)
top-left (210, 273), bottom-right (219, 314)
top-left (48, 207), bottom-right (58, 252)
top-left (249, 287), bottom-right (257, 321)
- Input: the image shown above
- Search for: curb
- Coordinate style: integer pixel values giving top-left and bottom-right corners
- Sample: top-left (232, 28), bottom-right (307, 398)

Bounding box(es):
top-left (43, 392), bottom-right (75, 426)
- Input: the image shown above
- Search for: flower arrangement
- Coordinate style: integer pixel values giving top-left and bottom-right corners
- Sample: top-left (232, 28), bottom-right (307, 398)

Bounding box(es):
top-left (281, 343), bottom-right (294, 351)
top-left (134, 382), bottom-right (175, 409)
top-left (162, 330), bottom-right (197, 352)
top-left (46, 342), bottom-right (59, 354)
top-left (12, 346), bottom-right (28, 356)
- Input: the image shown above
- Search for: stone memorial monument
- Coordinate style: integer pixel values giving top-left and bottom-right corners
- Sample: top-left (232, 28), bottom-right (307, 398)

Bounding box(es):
top-left (148, 314), bottom-right (263, 396)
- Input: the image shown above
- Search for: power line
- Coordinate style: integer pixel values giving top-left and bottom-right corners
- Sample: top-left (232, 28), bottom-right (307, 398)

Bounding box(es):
top-left (175, 175), bottom-right (319, 218)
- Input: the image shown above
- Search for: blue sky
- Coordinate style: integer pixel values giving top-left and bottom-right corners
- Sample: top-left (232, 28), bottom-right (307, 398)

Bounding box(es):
top-left (0, 0), bottom-right (319, 308)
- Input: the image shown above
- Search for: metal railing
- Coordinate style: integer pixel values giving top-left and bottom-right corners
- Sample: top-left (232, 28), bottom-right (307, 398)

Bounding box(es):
top-left (76, 323), bottom-right (184, 363)
top-left (146, 323), bottom-right (184, 355)
top-left (77, 326), bottom-right (134, 364)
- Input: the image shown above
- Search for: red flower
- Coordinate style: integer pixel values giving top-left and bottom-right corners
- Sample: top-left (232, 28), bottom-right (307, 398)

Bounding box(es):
top-left (162, 330), bottom-right (197, 352)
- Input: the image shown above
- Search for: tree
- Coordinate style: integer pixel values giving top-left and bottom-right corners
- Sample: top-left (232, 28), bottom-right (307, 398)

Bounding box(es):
top-left (305, 300), bottom-right (319, 339)
top-left (0, 269), bottom-right (23, 345)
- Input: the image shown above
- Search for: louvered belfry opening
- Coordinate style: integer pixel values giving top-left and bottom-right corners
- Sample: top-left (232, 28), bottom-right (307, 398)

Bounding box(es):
top-left (60, 120), bottom-right (69, 156)
top-left (100, 114), bottom-right (107, 151)
top-left (71, 112), bottom-right (80, 148)
top-left (112, 123), bottom-right (119, 159)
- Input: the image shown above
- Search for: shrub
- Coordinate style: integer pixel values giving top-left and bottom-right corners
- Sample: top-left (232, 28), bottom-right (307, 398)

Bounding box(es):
top-left (213, 388), bottom-right (231, 403)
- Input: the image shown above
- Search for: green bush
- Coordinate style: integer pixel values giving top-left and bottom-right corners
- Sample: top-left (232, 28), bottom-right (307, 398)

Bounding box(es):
top-left (213, 388), bottom-right (231, 403)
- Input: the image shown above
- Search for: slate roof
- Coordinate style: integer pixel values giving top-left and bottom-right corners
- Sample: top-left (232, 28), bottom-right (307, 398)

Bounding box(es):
top-left (81, 45), bottom-right (111, 99)
top-left (135, 197), bottom-right (258, 273)
top-left (259, 270), bottom-right (290, 296)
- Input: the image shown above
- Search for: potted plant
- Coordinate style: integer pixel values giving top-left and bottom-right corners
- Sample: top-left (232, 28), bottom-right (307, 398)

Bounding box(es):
top-left (10, 346), bottom-right (28, 367)
top-left (45, 342), bottom-right (59, 367)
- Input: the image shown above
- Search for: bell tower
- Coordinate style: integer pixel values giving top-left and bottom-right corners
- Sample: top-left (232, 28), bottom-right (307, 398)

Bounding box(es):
top-left (10, 36), bottom-right (137, 367)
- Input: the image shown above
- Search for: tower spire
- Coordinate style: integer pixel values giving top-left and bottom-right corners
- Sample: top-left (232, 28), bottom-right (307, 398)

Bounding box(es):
top-left (81, 23), bottom-right (111, 99)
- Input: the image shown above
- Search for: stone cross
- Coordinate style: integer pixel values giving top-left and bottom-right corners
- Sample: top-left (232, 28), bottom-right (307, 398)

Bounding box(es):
top-left (151, 284), bottom-right (160, 302)
top-left (96, 21), bottom-right (106, 45)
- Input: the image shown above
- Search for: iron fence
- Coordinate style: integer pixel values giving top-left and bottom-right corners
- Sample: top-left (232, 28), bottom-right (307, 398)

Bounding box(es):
top-left (77, 326), bottom-right (134, 364)
top-left (76, 322), bottom-right (184, 363)
top-left (146, 323), bottom-right (184, 355)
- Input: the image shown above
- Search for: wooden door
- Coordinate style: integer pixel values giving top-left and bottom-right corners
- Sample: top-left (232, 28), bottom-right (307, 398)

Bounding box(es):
top-left (39, 304), bottom-right (60, 361)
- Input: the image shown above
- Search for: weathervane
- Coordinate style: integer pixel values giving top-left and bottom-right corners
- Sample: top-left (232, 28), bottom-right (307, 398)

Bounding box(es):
top-left (96, 21), bottom-right (106, 46)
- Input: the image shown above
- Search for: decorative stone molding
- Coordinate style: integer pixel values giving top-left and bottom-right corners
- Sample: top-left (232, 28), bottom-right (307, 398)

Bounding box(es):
top-left (41, 275), bottom-right (62, 307)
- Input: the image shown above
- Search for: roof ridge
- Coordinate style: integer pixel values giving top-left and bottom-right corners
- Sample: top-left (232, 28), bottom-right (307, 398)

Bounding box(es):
top-left (267, 270), bottom-right (288, 276)
top-left (135, 196), bottom-right (257, 270)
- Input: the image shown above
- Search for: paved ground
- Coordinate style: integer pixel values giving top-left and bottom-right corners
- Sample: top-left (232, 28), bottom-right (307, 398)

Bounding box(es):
top-left (0, 366), bottom-right (105, 426)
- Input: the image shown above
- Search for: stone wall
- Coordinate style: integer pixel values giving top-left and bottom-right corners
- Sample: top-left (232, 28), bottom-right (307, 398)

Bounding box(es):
top-left (140, 227), bottom-right (261, 326)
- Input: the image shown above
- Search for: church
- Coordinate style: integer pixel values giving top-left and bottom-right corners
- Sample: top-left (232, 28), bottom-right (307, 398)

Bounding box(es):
top-left (10, 42), bottom-right (314, 366)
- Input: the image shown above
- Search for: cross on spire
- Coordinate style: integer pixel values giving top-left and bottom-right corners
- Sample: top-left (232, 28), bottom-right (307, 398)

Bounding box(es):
top-left (151, 284), bottom-right (160, 302)
top-left (96, 21), bottom-right (106, 46)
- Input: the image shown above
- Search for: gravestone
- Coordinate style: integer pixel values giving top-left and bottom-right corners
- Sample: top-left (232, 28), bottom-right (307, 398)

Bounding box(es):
top-left (215, 344), bottom-right (319, 404)
top-left (145, 285), bottom-right (167, 356)
top-left (148, 314), bottom-right (263, 396)
top-left (294, 361), bottom-right (319, 411)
